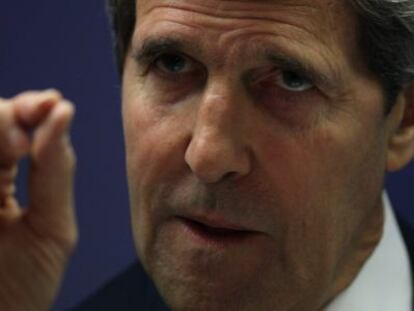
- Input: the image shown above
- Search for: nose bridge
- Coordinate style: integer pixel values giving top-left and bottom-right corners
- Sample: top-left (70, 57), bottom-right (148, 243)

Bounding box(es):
top-left (185, 78), bottom-right (251, 183)
top-left (198, 83), bottom-right (238, 133)
top-left (194, 77), bottom-right (244, 150)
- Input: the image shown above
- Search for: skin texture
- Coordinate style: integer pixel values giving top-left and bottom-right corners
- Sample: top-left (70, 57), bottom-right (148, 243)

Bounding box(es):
top-left (0, 2), bottom-right (413, 310)
top-left (121, 0), bottom-right (414, 310)
top-left (0, 90), bottom-right (77, 310)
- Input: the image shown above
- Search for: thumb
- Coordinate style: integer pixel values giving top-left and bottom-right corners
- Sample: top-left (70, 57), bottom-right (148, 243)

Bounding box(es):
top-left (25, 100), bottom-right (77, 245)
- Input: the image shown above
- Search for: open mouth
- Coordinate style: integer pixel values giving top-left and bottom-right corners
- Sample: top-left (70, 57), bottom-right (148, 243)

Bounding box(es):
top-left (179, 217), bottom-right (254, 247)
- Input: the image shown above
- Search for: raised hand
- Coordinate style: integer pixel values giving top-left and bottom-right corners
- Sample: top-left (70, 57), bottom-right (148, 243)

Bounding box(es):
top-left (0, 90), bottom-right (77, 311)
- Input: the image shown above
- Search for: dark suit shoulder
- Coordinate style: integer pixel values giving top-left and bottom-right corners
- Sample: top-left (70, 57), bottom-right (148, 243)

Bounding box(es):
top-left (70, 261), bottom-right (168, 311)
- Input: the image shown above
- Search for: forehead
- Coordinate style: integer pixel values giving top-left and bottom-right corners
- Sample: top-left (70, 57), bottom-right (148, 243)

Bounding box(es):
top-left (133, 0), bottom-right (360, 74)
top-left (136, 0), bottom-right (350, 22)
top-left (137, 0), bottom-right (339, 9)
top-left (134, 0), bottom-right (356, 48)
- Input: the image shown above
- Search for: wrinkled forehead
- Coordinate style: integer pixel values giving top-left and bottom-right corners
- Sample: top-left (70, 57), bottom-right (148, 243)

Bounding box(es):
top-left (137, 0), bottom-right (346, 16)
top-left (132, 0), bottom-right (362, 79)
top-left (137, 0), bottom-right (338, 8)
top-left (134, 0), bottom-right (357, 53)
top-left (135, 0), bottom-right (354, 37)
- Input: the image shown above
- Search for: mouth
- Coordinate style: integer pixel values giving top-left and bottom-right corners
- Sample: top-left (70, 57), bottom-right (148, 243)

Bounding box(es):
top-left (177, 216), bottom-right (257, 248)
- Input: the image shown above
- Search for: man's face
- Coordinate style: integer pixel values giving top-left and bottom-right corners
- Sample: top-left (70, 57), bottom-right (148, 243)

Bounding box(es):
top-left (121, 0), bottom-right (399, 310)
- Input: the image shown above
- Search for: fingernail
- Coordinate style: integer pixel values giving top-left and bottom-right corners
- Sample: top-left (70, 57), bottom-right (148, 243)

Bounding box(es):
top-left (45, 88), bottom-right (62, 99)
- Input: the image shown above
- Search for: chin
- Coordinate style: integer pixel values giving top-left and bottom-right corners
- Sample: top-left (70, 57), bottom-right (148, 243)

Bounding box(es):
top-left (153, 276), bottom-right (245, 311)
top-left (146, 251), bottom-right (332, 311)
top-left (145, 249), bottom-right (256, 311)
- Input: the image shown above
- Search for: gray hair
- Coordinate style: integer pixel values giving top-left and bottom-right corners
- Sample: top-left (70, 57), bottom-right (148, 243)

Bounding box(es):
top-left (351, 0), bottom-right (414, 111)
top-left (107, 0), bottom-right (414, 111)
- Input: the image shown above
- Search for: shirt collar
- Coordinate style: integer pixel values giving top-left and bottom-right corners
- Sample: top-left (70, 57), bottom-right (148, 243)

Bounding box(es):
top-left (325, 192), bottom-right (412, 311)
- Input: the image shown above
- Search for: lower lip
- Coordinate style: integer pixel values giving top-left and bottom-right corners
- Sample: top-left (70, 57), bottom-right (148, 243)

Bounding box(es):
top-left (178, 217), bottom-right (256, 249)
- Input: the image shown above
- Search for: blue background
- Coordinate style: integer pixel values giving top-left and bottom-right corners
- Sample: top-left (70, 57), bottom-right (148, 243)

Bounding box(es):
top-left (0, 1), bottom-right (413, 309)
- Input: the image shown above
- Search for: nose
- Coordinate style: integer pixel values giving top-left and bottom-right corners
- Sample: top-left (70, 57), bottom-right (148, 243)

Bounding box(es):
top-left (184, 84), bottom-right (251, 183)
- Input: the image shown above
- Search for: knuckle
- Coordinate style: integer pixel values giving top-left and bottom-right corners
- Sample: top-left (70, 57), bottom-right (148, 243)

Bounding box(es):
top-left (55, 227), bottom-right (79, 255)
top-left (14, 89), bottom-right (63, 105)
top-left (0, 129), bottom-right (21, 166)
top-left (13, 90), bottom-right (39, 101)
top-left (49, 221), bottom-right (79, 256)
top-left (0, 101), bottom-right (12, 118)
top-left (0, 127), bottom-right (28, 164)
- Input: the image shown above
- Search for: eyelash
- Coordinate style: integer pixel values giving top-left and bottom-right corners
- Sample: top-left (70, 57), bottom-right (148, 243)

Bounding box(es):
top-left (138, 52), bottom-right (322, 104)
top-left (139, 52), bottom-right (195, 77)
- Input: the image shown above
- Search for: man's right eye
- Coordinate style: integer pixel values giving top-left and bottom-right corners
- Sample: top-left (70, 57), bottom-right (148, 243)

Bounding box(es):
top-left (154, 53), bottom-right (194, 74)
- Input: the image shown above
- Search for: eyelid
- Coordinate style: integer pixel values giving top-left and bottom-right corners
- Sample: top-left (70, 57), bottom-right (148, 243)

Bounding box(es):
top-left (252, 66), bottom-right (342, 101)
top-left (133, 47), bottom-right (201, 76)
top-left (155, 53), bottom-right (197, 74)
top-left (135, 49), bottom-right (177, 65)
top-left (249, 67), bottom-right (312, 86)
top-left (276, 72), bottom-right (314, 92)
top-left (264, 52), bottom-right (345, 95)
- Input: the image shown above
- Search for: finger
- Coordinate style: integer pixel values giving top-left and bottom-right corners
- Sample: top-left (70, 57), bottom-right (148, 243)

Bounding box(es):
top-left (0, 89), bottom-right (62, 166)
top-left (0, 102), bottom-right (30, 166)
top-left (0, 166), bottom-right (18, 223)
top-left (26, 100), bottom-right (77, 244)
top-left (29, 99), bottom-right (76, 209)
top-left (0, 197), bottom-right (22, 228)
top-left (0, 165), bottom-right (17, 199)
top-left (13, 89), bottom-right (61, 129)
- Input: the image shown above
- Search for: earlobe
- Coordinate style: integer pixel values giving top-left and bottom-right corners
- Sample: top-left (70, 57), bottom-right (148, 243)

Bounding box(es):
top-left (386, 83), bottom-right (414, 172)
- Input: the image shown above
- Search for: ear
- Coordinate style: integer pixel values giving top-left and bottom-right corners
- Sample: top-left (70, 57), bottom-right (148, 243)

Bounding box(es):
top-left (386, 83), bottom-right (414, 172)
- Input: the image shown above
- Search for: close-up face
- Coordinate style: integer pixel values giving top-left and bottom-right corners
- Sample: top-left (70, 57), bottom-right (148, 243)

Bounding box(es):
top-left (121, 0), bottom-right (405, 310)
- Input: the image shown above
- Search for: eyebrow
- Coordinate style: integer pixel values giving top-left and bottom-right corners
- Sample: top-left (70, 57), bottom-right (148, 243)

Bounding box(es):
top-left (133, 37), bottom-right (198, 63)
top-left (264, 51), bottom-right (333, 87)
top-left (133, 36), bottom-right (341, 90)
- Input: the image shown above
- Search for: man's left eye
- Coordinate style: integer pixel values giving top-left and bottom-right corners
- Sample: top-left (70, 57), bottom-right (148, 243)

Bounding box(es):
top-left (276, 71), bottom-right (314, 92)
top-left (155, 53), bottom-right (193, 74)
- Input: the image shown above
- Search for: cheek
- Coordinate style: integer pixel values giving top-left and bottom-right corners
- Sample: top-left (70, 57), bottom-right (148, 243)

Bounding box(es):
top-left (264, 103), bottom-right (384, 193)
top-left (124, 107), bottom-right (170, 189)
top-left (122, 62), bottom-right (192, 180)
top-left (122, 88), bottom-right (195, 202)
top-left (122, 95), bottom-right (189, 258)
top-left (257, 114), bottom-right (386, 239)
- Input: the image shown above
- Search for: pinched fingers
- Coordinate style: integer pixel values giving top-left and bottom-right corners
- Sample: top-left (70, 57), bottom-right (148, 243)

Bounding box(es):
top-left (28, 99), bottom-right (76, 211)
top-left (31, 99), bottom-right (75, 164)
top-left (0, 89), bottom-right (62, 166)
top-left (0, 100), bottom-right (27, 223)
top-left (0, 90), bottom-right (76, 228)
top-left (0, 92), bottom-right (77, 310)
top-left (0, 101), bottom-right (29, 166)
top-left (13, 89), bottom-right (62, 127)
top-left (26, 98), bottom-right (77, 245)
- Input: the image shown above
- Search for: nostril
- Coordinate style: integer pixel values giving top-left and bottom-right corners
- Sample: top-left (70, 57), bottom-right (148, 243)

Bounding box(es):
top-left (222, 171), bottom-right (239, 181)
top-left (185, 138), bottom-right (251, 183)
top-left (184, 122), bottom-right (251, 183)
